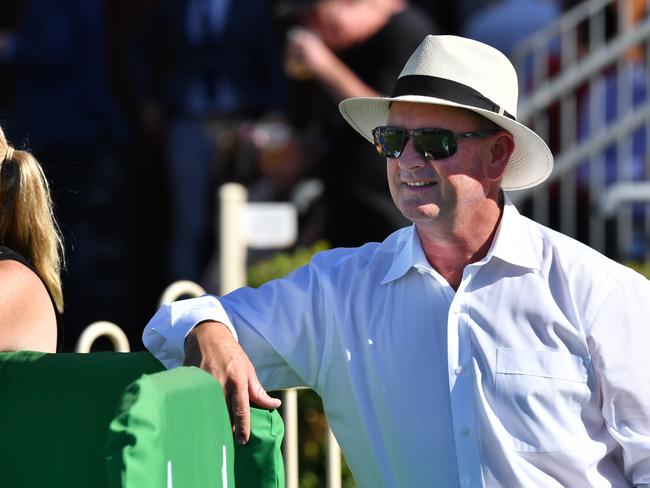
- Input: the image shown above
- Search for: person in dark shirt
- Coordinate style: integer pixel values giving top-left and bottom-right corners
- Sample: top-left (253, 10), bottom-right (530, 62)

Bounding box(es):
top-left (284, 0), bottom-right (437, 245)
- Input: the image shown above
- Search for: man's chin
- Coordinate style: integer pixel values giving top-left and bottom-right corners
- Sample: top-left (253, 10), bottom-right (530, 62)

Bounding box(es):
top-left (402, 204), bottom-right (442, 224)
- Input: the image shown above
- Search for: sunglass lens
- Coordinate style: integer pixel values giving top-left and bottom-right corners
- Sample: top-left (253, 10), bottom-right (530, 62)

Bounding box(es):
top-left (415, 130), bottom-right (457, 160)
top-left (374, 128), bottom-right (407, 158)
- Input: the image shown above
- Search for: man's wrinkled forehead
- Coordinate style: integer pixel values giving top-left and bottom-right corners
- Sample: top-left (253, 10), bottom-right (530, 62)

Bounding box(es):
top-left (387, 102), bottom-right (474, 123)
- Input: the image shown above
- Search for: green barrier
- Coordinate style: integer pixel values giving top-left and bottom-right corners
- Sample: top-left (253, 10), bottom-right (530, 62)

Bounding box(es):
top-left (237, 408), bottom-right (285, 488)
top-left (106, 366), bottom-right (236, 487)
top-left (0, 351), bottom-right (285, 488)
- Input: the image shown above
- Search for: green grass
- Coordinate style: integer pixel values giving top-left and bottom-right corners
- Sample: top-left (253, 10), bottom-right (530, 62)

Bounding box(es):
top-left (625, 261), bottom-right (650, 279)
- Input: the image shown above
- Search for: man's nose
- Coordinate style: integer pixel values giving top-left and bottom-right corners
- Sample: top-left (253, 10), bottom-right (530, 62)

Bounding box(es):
top-left (397, 137), bottom-right (427, 169)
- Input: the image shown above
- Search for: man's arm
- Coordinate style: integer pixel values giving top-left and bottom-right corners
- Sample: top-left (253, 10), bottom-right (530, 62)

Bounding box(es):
top-left (183, 320), bottom-right (281, 445)
top-left (286, 28), bottom-right (378, 101)
top-left (143, 297), bottom-right (282, 445)
top-left (144, 257), bottom-right (333, 445)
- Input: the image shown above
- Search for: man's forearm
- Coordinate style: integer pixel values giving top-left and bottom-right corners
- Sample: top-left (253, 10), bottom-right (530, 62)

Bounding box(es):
top-left (317, 54), bottom-right (379, 101)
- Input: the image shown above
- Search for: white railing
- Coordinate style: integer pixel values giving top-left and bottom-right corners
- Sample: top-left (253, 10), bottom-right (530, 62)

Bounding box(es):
top-left (158, 280), bottom-right (207, 307)
top-left (75, 321), bottom-right (131, 353)
top-left (76, 280), bottom-right (209, 353)
top-left (511, 0), bottom-right (650, 260)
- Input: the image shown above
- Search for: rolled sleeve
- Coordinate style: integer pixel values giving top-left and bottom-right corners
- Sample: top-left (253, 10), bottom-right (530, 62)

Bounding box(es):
top-left (143, 252), bottom-right (331, 390)
top-left (143, 295), bottom-right (237, 369)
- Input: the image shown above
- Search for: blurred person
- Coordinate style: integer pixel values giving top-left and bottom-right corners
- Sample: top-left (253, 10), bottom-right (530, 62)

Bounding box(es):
top-left (103, 0), bottom-right (169, 341)
top-left (0, 126), bottom-right (64, 353)
top-left (408, 0), bottom-right (459, 34)
top-left (0, 0), bottom-right (132, 349)
top-left (135, 0), bottom-right (286, 285)
top-left (282, 0), bottom-right (437, 246)
top-left (144, 35), bottom-right (650, 486)
top-left (462, 0), bottom-right (560, 59)
top-left (245, 120), bottom-right (328, 246)
top-left (285, 0), bottom-right (411, 98)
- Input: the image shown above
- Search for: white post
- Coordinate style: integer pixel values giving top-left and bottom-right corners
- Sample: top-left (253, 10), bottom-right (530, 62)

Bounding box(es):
top-left (326, 427), bottom-right (342, 488)
top-left (282, 389), bottom-right (300, 488)
top-left (158, 280), bottom-right (207, 307)
top-left (75, 321), bottom-right (130, 353)
top-left (219, 183), bottom-right (248, 295)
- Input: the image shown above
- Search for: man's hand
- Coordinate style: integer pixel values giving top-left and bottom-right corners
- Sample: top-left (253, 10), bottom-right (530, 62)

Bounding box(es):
top-left (184, 320), bottom-right (281, 445)
top-left (285, 27), bottom-right (338, 80)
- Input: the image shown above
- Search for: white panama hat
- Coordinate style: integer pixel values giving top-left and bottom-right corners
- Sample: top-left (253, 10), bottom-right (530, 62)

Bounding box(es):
top-left (338, 35), bottom-right (553, 190)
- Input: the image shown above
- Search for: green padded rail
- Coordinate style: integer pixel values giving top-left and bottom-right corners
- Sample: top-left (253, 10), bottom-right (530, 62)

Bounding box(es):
top-left (0, 351), bottom-right (285, 487)
top-left (0, 351), bottom-right (164, 487)
top-left (106, 366), bottom-right (236, 487)
top-left (236, 407), bottom-right (285, 488)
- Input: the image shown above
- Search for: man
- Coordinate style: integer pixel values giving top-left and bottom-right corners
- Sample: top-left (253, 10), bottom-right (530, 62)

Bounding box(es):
top-left (144, 36), bottom-right (650, 486)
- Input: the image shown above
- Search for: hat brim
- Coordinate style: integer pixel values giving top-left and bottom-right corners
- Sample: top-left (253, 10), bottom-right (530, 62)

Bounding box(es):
top-left (339, 95), bottom-right (553, 191)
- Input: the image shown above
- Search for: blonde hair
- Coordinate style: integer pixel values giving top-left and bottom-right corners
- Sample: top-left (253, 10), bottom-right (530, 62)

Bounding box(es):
top-left (0, 127), bottom-right (64, 312)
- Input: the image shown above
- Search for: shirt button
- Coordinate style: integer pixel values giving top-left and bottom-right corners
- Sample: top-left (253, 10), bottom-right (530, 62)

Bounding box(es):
top-left (451, 304), bottom-right (461, 314)
top-left (454, 365), bottom-right (465, 375)
top-left (417, 268), bottom-right (426, 275)
top-left (461, 427), bottom-right (471, 437)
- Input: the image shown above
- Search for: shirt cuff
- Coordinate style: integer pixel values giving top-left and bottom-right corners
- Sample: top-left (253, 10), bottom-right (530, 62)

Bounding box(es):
top-left (143, 295), bottom-right (238, 369)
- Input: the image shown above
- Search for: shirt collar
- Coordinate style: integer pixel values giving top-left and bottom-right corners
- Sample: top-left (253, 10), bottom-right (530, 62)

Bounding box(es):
top-left (381, 194), bottom-right (540, 285)
top-left (381, 226), bottom-right (430, 284)
top-left (487, 193), bottom-right (541, 270)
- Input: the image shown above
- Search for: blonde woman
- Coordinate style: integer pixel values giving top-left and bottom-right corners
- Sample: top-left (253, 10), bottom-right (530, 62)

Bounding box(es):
top-left (0, 127), bottom-right (64, 352)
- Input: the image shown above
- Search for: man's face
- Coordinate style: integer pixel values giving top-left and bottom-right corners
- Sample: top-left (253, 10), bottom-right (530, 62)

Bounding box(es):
top-left (385, 102), bottom-right (499, 229)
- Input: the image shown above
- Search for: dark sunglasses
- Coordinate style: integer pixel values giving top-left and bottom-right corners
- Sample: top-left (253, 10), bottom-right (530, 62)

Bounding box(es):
top-left (372, 126), bottom-right (500, 160)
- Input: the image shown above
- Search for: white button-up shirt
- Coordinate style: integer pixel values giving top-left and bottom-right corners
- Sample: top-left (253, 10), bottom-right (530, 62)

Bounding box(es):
top-left (144, 198), bottom-right (650, 487)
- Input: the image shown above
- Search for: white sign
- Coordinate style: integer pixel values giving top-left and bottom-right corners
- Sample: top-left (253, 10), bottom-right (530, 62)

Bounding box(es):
top-left (243, 203), bottom-right (298, 249)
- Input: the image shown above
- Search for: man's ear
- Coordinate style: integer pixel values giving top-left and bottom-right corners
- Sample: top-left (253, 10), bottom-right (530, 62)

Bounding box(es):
top-left (487, 131), bottom-right (515, 181)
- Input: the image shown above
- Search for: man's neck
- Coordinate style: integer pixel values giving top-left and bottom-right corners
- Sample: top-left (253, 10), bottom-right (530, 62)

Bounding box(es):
top-left (416, 197), bottom-right (503, 290)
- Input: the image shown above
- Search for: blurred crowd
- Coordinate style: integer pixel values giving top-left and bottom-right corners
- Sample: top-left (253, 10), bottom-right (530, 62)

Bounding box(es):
top-left (0, 0), bottom-right (611, 349)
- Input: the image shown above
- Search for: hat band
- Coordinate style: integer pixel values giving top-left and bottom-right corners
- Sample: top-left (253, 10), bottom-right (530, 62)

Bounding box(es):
top-left (391, 75), bottom-right (516, 121)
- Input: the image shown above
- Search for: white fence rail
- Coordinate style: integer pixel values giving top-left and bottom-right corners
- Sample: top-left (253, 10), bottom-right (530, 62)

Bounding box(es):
top-left (75, 321), bottom-right (130, 353)
top-left (512, 0), bottom-right (650, 260)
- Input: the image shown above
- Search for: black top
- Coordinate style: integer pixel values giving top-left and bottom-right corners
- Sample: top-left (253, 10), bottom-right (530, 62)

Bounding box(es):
top-left (297, 4), bottom-right (438, 246)
top-left (0, 245), bottom-right (63, 352)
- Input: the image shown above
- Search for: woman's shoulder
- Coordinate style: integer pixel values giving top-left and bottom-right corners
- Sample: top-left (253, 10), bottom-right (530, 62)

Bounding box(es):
top-left (0, 256), bottom-right (57, 352)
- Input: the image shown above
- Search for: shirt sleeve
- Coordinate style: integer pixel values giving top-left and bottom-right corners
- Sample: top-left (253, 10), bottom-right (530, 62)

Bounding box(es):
top-left (587, 270), bottom-right (650, 486)
top-left (143, 257), bottom-right (330, 391)
top-left (142, 294), bottom-right (238, 369)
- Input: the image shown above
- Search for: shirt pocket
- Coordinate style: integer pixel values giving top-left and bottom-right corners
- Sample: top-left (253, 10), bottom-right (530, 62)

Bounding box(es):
top-left (494, 348), bottom-right (591, 452)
